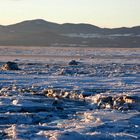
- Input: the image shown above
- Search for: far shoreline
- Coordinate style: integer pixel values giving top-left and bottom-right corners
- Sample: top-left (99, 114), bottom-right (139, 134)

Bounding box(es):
top-left (0, 45), bottom-right (140, 49)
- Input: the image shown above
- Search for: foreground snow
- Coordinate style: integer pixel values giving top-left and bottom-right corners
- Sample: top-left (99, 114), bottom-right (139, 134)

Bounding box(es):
top-left (0, 46), bottom-right (140, 140)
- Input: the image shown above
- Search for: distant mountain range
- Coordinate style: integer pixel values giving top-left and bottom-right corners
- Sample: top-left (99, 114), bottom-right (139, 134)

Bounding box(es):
top-left (0, 19), bottom-right (140, 47)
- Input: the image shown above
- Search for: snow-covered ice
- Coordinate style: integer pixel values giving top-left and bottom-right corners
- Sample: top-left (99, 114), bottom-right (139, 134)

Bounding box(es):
top-left (0, 46), bottom-right (140, 140)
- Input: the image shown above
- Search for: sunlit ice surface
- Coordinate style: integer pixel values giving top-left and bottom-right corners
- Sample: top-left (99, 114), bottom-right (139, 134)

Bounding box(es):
top-left (0, 46), bottom-right (140, 140)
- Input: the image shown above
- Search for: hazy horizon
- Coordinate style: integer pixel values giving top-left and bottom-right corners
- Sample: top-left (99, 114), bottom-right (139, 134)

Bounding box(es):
top-left (0, 18), bottom-right (140, 29)
top-left (0, 0), bottom-right (140, 28)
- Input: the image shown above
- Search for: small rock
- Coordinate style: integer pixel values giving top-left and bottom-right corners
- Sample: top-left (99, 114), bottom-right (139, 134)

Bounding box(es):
top-left (68, 60), bottom-right (79, 65)
top-left (1, 62), bottom-right (20, 70)
top-left (92, 94), bottom-right (140, 111)
top-left (101, 96), bottom-right (113, 104)
top-left (123, 96), bottom-right (136, 104)
top-left (97, 96), bottom-right (113, 109)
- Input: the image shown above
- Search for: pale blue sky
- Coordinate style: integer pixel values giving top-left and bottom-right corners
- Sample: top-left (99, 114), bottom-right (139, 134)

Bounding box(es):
top-left (0, 0), bottom-right (140, 27)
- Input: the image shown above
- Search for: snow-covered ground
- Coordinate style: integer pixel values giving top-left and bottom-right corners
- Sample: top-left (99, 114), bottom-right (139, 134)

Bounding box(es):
top-left (0, 46), bottom-right (140, 140)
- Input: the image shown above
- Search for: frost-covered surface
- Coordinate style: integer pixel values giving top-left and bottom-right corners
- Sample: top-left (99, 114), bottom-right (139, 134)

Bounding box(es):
top-left (0, 46), bottom-right (140, 140)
